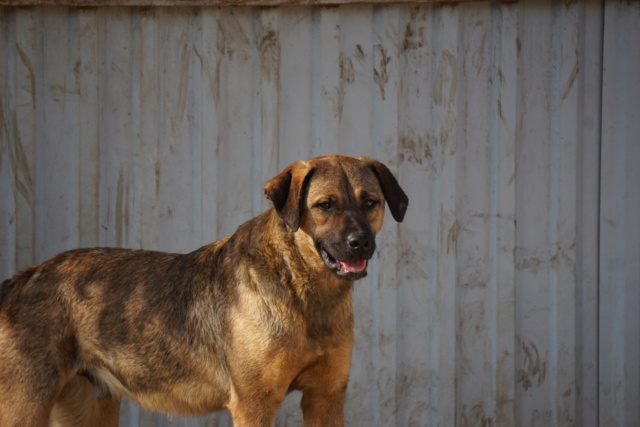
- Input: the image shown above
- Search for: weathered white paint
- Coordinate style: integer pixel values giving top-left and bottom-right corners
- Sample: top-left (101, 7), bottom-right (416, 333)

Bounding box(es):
top-left (0, 2), bottom-right (638, 426)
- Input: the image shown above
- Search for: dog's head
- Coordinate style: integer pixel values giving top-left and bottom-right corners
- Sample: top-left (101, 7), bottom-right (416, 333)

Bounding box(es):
top-left (264, 155), bottom-right (408, 280)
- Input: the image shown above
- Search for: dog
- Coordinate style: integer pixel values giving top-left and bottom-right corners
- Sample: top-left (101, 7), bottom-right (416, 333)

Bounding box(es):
top-left (0, 154), bottom-right (408, 427)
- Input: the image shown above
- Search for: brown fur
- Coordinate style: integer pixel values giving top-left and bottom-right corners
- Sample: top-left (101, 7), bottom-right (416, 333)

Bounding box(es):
top-left (0, 155), bottom-right (408, 427)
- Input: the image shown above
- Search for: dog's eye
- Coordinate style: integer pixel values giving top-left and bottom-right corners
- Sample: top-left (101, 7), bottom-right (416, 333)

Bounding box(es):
top-left (363, 199), bottom-right (379, 209)
top-left (317, 201), bottom-right (332, 210)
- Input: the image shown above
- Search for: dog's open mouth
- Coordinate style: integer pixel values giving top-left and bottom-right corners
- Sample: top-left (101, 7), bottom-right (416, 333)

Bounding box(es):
top-left (317, 245), bottom-right (369, 280)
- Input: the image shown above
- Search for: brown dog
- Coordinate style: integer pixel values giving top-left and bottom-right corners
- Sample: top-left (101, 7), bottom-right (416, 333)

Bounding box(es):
top-left (0, 155), bottom-right (408, 427)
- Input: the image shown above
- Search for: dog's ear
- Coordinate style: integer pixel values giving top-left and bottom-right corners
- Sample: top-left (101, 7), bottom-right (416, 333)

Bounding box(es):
top-left (264, 162), bottom-right (315, 232)
top-left (368, 160), bottom-right (409, 222)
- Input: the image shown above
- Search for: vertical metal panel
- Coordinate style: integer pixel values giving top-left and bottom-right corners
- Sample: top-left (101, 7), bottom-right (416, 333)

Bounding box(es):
top-left (0, 2), bottom-right (638, 427)
top-left (514, 2), bottom-right (587, 425)
top-left (600, 2), bottom-right (640, 427)
top-left (455, 3), bottom-right (517, 426)
top-left (395, 5), bottom-right (459, 425)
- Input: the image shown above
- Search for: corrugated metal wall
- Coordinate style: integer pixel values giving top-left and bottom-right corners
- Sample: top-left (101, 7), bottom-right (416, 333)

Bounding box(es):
top-left (0, 1), bottom-right (638, 426)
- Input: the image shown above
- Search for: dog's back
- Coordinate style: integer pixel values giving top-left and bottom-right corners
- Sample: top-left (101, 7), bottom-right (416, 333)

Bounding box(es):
top-left (0, 246), bottom-right (232, 426)
top-left (0, 266), bottom-right (37, 304)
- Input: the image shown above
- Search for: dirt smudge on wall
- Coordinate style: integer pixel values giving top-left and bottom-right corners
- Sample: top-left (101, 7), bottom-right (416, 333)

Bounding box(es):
top-left (373, 44), bottom-right (391, 101)
top-left (333, 53), bottom-right (354, 121)
top-left (402, 7), bottom-right (426, 53)
top-left (260, 27), bottom-right (280, 83)
top-left (461, 402), bottom-right (493, 427)
top-left (434, 49), bottom-right (457, 106)
top-left (517, 339), bottom-right (547, 391)
top-left (399, 131), bottom-right (432, 169)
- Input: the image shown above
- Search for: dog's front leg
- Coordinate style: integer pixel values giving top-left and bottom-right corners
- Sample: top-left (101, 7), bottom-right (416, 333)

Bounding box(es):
top-left (297, 343), bottom-right (352, 427)
top-left (225, 343), bottom-right (294, 426)
top-left (300, 386), bottom-right (347, 427)
top-left (226, 376), bottom-right (289, 427)
top-left (227, 398), bottom-right (280, 427)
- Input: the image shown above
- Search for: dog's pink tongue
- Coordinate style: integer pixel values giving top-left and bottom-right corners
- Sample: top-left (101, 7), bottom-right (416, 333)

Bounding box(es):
top-left (341, 259), bottom-right (367, 273)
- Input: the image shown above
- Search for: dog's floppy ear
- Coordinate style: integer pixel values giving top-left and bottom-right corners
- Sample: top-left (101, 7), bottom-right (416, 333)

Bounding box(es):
top-left (368, 160), bottom-right (409, 222)
top-left (264, 162), bottom-right (315, 232)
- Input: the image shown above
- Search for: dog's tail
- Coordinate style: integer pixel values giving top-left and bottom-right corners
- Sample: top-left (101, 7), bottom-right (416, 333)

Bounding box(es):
top-left (0, 267), bottom-right (38, 305)
top-left (50, 375), bottom-right (121, 427)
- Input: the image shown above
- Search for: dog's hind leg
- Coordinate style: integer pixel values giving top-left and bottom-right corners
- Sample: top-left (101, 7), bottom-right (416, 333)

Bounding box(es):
top-left (50, 375), bottom-right (121, 427)
top-left (0, 338), bottom-right (58, 426)
top-left (0, 395), bottom-right (52, 427)
top-left (0, 379), bottom-right (56, 426)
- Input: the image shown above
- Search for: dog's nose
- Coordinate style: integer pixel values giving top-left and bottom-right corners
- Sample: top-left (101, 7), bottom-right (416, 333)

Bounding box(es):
top-left (347, 233), bottom-right (374, 255)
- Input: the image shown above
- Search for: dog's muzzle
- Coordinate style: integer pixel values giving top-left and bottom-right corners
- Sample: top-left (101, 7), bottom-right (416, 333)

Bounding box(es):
top-left (316, 233), bottom-right (375, 280)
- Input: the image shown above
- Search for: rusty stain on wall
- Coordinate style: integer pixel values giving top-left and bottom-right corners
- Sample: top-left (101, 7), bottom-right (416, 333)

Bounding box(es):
top-left (516, 256), bottom-right (545, 275)
top-left (355, 43), bottom-right (366, 62)
top-left (399, 132), bottom-right (432, 168)
top-left (517, 340), bottom-right (547, 391)
top-left (335, 52), bottom-right (354, 120)
top-left (15, 44), bottom-right (35, 105)
top-left (172, 40), bottom-right (191, 133)
top-left (561, 50), bottom-right (579, 100)
top-left (446, 219), bottom-right (459, 254)
top-left (434, 49), bottom-right (456, 105)
top-left (401, 7), bottom-right (426, 52)
top-left (339, 52), bottom-right (354, 84)
top-left (373, 44), bottom-right (390, 100)
top-left (461, 402), bottom-right (493, 427)
top-left (260, 27), bottom-right (280, 82)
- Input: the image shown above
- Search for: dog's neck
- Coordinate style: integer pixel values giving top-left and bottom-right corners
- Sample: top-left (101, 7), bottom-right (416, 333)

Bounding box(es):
top-left (227, 209), bottom-right (354, 335)
top-left (185, 210), bottom-right (354, 358)
top-left (270, 210), bottom-right (353, 295)
top-left (271, 210), bottom-right (355, 339)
